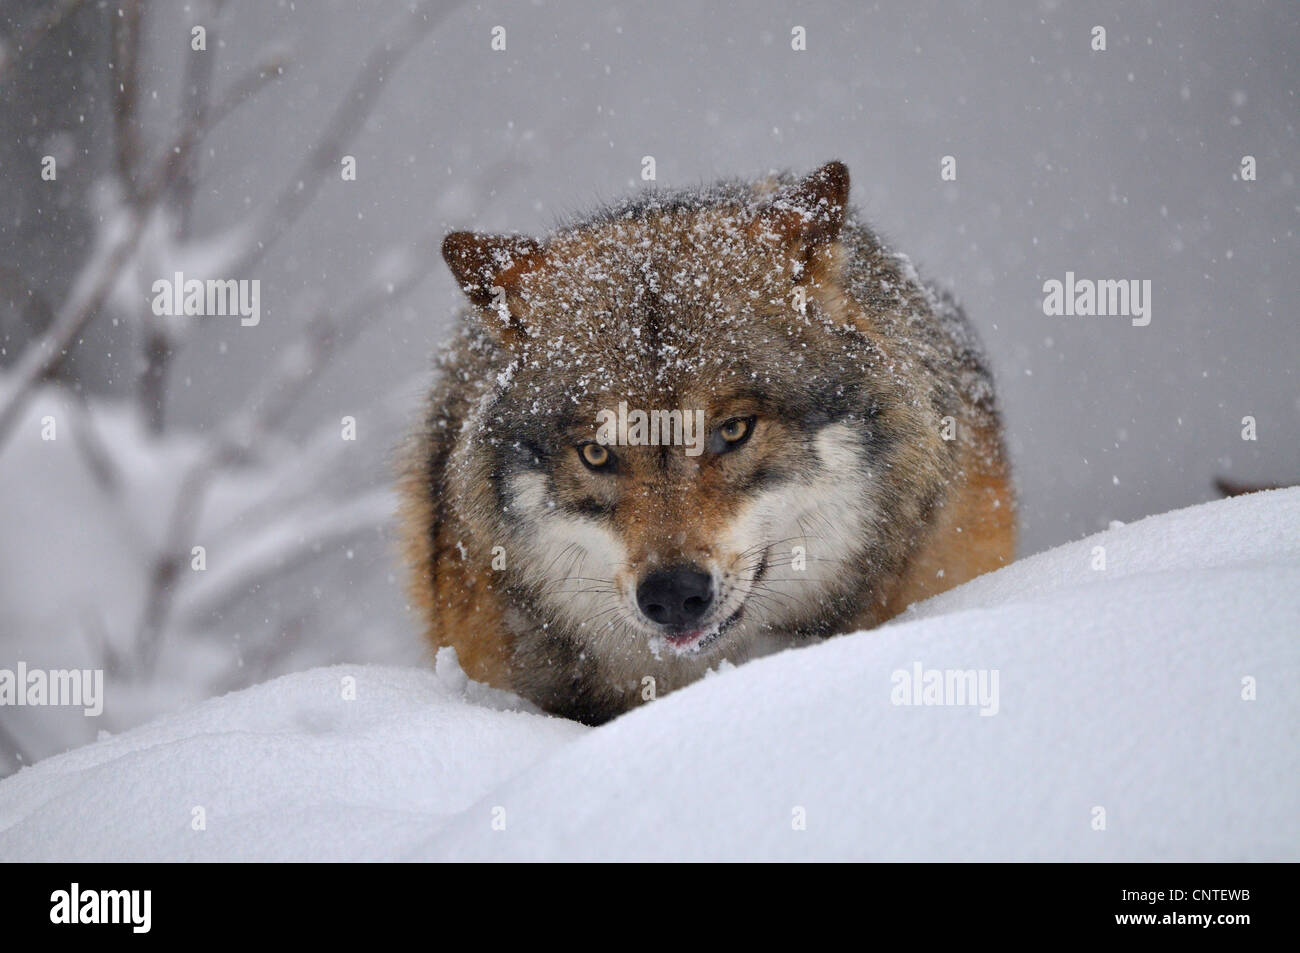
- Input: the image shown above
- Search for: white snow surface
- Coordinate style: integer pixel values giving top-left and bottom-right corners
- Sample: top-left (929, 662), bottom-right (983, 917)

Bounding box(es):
top-left (1, 489), bottom-right (1297, 861)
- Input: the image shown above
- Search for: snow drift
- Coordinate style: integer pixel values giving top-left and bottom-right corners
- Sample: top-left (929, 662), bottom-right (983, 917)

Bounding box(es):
top-left (1, 489), bottom-right (1297, 861)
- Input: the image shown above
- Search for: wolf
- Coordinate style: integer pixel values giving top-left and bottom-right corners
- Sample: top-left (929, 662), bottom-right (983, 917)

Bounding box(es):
top-left (400, 161), bottom-right (1016, 724)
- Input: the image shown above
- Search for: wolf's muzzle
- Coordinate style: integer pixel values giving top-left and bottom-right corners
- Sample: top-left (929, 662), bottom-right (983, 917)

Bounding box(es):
top-left (635, 565), bottom-right (714, 630)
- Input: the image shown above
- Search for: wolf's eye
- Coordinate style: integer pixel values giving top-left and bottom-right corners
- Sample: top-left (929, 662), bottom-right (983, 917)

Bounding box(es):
top-left (717, 417), bottom-right (755, 451)
top-left (579, 442), bottom-right (614, 471)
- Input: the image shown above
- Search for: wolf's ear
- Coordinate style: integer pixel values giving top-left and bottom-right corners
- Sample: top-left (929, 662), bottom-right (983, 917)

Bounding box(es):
top-left (756, 161), bottom-right (850, 272)
top-left (442, 231), bottom-right (543, 308)
top-left (442, 231), bottom-right (545, 346)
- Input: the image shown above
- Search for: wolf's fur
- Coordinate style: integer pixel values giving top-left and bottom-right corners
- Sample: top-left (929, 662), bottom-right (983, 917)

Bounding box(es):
top-left (399, 162), bottom-right (1016, 724)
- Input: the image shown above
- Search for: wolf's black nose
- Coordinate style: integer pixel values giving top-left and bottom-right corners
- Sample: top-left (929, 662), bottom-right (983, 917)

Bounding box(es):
top-left (637, 566), bottom-right (714, 629)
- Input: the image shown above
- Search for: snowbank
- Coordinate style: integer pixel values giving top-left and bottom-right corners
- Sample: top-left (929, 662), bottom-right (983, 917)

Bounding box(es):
top-left (2, 490), bottom-right (1297, 861)
top-left (0, 386), bottom-right (418, 773)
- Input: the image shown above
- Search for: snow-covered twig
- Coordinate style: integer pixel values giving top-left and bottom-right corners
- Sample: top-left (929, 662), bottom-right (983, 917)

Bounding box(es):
top-left (170, 0), bottom-right (229, 236)
top-left (0, 52), bottom-right (286, 451)
top-left (130, 231), bottom-right (440, 671)
top-left (0, 204), bottom-right (153, 448)
top-left (110, 0), bottom-right (145, 204)
top-left (138, 1), bottom-right (243, 433)
top-left (179, 488), bottom-right (393, 623)
top-left (67, 390), bottom-right (123, 495)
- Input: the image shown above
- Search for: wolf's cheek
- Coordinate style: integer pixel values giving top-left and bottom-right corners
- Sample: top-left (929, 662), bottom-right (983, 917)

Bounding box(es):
top-left (786, 422), bottom-right (880, 574)
top-left (504, 471), bottom-right (629, 615)
top-left (718, 423), bottom-right (879, 621)
top-left (504, 470), bottom-right (550, 516)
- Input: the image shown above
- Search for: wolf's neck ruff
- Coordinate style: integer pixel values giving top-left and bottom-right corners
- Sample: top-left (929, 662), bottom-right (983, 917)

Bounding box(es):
top-left (399, 161), bottom-right (1016, 725)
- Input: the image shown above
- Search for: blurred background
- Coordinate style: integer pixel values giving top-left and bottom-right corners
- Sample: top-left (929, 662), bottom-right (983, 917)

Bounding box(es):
top-left (1, 0), bottom-right (1296, 775)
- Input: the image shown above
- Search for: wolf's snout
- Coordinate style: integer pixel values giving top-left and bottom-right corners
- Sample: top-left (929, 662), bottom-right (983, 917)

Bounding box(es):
top-left (636, 566), bottom-right (713, 629)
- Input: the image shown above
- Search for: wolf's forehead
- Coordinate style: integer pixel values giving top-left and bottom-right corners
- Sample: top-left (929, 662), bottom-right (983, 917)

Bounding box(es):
top-left (507, 209), bottom-right (800, 397)
top-left (520, 313), bottom-right (778, 396)
top-left (513, 348), bottom-right (714, 407)
top-left (525, 212), bottom-right (773, 309)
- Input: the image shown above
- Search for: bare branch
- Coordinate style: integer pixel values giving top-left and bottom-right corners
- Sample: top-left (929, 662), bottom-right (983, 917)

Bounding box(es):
top-left (78, 607), bottom-right (125, 679)
top-left (0, 205), bottom-right (153, 448)
top-left (0, 54), bottom-right (287, 451)
top-left (137, 1), bottom-right (223, 434)
top-left (130, 230), bottom-right (438, 671)
top-left (206, 372), bottom-right (422, 541)
top-left (171, 0), bottom-right (230, 236)
top-left (0, 0), bottom-right (432, 450)
top-left (179, 488), bottom-right (392, 623)
top-left (68, 389), bottom-right (124, 494)
top-left (110, 0), bottom-right (145, 205)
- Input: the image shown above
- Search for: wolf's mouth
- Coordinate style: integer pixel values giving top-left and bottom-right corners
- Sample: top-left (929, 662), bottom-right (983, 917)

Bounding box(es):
top-left (662, 605), bottom-right (744, 653)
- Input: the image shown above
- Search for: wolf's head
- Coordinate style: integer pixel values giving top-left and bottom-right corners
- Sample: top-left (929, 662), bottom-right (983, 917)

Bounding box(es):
top-left (440, 162), bottom-right (951, 666)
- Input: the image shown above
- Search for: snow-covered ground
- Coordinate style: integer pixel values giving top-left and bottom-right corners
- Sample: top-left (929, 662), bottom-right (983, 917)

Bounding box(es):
top-left (2, 488), bottom-right (1295, 861)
